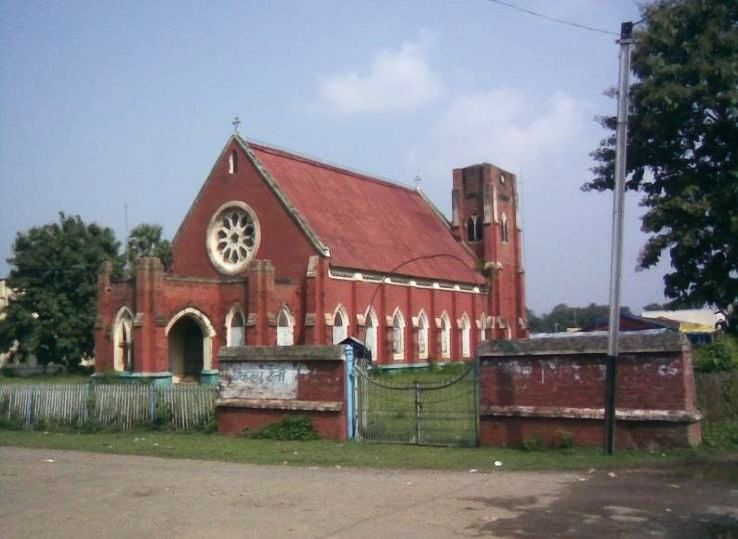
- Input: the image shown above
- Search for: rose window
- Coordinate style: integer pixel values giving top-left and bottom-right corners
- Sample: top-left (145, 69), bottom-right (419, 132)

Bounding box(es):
top-left (206, 201), bottom-right (260, 274)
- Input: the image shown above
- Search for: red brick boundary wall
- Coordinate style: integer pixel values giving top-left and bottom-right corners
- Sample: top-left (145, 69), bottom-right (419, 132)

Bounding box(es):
top-left (216, 345), bottom-right (347, 440)
top-left (478, 332), bottom-right (702, 449)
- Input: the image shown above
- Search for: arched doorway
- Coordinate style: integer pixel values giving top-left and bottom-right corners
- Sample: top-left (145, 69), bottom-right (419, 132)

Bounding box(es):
top-left (168, 316), bottom-right (205, 382)
top-left (165, 308), bottom-right (216, 383)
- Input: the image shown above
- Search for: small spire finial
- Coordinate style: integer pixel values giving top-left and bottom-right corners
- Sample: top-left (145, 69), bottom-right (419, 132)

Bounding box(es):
top-left (414, 175), bottom-right (422, 190)
top-left (232, 116), bottom-right (241, 134)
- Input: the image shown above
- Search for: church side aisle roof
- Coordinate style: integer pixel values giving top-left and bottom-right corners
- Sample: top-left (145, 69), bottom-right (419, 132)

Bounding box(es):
top-left (246, 141), bottom-right (483, 285)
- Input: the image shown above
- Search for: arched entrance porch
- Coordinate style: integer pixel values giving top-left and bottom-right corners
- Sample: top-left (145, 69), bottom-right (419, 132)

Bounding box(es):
top-left (165, 308), bottom-right (216, 383)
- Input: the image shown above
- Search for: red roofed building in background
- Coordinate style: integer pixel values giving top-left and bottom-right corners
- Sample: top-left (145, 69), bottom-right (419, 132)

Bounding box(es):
top-left (94, 134), bottom-right (527, 383)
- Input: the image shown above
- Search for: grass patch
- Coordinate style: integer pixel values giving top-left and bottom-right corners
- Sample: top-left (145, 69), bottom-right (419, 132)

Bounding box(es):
top-left (702, 420), bottom-right (738, 449)
top-left (372, 363), bottom-right (467, 385)
top-left (1, 429), bottom-right (734, 472)
top-left (242, 416), bottom-right (319, 441)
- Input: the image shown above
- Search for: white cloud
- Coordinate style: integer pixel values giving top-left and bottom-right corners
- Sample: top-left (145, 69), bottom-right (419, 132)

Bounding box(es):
top-left (419, 89), bottom-right (584, 178)
top-left (320, 32), bottom-right (442, 114)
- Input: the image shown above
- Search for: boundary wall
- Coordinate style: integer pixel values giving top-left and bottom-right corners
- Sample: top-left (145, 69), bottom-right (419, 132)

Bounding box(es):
top-left (216, 345), bottom-right (347, 440)
top-left (215, 333), bottom-right (702, 449)
top-left (478, 332), bottom-right (702, 449)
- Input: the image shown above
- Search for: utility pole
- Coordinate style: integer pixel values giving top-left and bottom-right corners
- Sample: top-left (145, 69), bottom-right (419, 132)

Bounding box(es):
top-left (604, 21), bottom-right (634, 456)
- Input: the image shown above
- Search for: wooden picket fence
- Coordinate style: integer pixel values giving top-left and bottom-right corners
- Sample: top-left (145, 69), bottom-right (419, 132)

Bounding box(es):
top-left (0, 384), bottom-right (217, 431)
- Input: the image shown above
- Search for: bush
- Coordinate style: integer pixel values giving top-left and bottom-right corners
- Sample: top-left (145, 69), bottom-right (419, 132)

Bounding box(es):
top-left (242, 415), bottom-right (319, 441)
top-left (694, 335), bottom-right (738, 372)
top-left (556, 429), bottom-right (575, 449)
top-left (152, 400), bottom-right (173, 430)
top-left (522, 433), bottom-right (546, 451)
top-left (0, 397), bottom-right (23, 430)
top-left (702, 421), bottom-right (738, 449)
top-left (202, 414), bottom-right (217, 434)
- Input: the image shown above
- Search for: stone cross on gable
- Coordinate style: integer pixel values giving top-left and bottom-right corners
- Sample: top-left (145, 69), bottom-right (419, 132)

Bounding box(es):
top-left (232, 116), bottom-right (241, 134)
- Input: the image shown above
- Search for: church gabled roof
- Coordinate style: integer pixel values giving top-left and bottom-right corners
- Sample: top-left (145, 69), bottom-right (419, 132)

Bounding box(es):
top-left (238, 137), bottom-right (484, 286)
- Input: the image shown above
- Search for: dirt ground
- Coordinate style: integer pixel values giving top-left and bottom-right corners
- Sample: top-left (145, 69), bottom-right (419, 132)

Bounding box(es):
top-left (1, 447), bottom-right (737, 538)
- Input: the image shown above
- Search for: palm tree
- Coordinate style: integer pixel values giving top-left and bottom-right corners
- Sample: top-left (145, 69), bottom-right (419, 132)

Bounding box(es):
top-left (126, 224), bottom-right (172, 271)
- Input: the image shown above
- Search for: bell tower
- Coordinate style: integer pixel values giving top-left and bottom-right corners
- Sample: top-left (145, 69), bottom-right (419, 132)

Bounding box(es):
top-left (451, 163), bottom-right (527, 338)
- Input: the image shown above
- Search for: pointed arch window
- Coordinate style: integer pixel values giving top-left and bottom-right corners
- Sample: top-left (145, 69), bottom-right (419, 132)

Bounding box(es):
top-left (228, 150), bottom-right (238, 174)
top-left (392, 309), bottom-right (405, 360)
top-left (277, 306), bottom-right (294, 346)
top-left (466, 212), bottom-right (484, 242)
top-left (332, 306), bottom-right (348, 344)
top-left (479, 313), bottom-right (488, 342)
top-left (364, 308), bottom-right (378, 360)
top-left (440, 313), bottom-right (451, 359)
top-left (417, 311), bottom-right (429, 360)
top-left (113, 307), bottom-right (134, 372)
top-left (226, 307), bottom-right (245, 346)
top-left (501, 212), bottom-right (510, 243)
top-left (461, 313), bottom-right (471, 358)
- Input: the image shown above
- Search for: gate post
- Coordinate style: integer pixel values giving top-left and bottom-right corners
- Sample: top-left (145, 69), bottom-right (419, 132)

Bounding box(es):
top-left (474, 355), bottom-right (481, 447)
top-left (414, 381), bottom-right (421, 445)
top-left (344, 345), bottom-right (355, 440)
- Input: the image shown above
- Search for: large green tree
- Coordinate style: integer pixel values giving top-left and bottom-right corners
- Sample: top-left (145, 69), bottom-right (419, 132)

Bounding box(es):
top-left (0, 213), bottom-right (121, 369)
top-left (585, 0), bottom-right (738, 328)
top-left (125, 223), bottom-right (172, 271)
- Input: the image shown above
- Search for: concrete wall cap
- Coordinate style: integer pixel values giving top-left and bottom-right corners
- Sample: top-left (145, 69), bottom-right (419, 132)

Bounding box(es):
top-left (478, 331), bottom-right (688, 357)
top-left (219, 345), bottom-right (345, 362)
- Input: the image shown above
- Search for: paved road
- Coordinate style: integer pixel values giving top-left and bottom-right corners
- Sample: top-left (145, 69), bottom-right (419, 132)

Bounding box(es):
top-left (1, 447), bottom-right (737, 538)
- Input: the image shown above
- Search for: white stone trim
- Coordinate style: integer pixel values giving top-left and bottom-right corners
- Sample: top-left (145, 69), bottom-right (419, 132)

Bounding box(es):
top-left (331, 304), bottom-right (349, 344)
top-left (165, 307), bottom-right (216, 372)
top-left (224, 304), bottom-right (246, 347)
top-left (460, 313), bottom-right (471, 358)
top-left (439, 312), bottom-right (451, 359)
top-left (112, 306), bottom-right (134, 372)
top-left (391, 307), bottom-right (405, 361)
top-left (276, 305), bottom-right (295, 346)
top-left (205, 200), bottom-right (261, 275)
top-left (166, 307), bottom-right (217, 337)
top-left (327, 267), bottom-right (485, 295)
top-left (417, 309), bottom-right (429, 360)
top-left (363, 307), bottom-right (379, 359)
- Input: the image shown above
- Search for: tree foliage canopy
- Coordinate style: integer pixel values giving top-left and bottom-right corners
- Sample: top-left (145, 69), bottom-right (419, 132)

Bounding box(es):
top-left (584, 0), bottom-right (738, 326)
top-left (527, 303), bottom-right (632, 334)
top-left (0, 213), bottom-right (121, 368)
top-left (126, 223), bottom-right (172, 271)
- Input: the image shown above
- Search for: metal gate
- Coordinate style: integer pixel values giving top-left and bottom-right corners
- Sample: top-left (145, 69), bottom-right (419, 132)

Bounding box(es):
top-left (354, 362), bottom-right (479, 447)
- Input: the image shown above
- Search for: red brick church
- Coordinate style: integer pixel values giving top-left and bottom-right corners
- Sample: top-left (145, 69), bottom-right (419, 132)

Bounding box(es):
top-left (94, 132), bottom-right (527, 383)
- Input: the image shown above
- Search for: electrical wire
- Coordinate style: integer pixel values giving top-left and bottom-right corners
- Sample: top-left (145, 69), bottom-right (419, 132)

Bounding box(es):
top-left (483, 0), bottom-right (620, 36)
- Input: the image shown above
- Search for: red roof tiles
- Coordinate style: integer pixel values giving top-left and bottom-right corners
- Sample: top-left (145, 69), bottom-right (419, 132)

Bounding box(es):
top-left (249, 143), bottom-right (483, 285)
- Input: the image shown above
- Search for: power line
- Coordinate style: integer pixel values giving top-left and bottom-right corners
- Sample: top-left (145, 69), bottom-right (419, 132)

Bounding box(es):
top-left (483, 0), bottom-right (620, 36)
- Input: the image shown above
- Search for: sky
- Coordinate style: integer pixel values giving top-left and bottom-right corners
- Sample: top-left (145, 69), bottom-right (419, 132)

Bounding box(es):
top-left (0, 0), bottom-right (671, 315)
